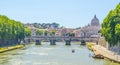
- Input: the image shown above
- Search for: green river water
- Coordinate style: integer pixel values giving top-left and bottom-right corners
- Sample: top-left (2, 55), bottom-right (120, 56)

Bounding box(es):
top-left (0, 42), bottom-right (120, 65)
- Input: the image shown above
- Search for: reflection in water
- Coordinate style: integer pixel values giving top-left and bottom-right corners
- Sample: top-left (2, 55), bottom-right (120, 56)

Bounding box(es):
top-left (0, 42), bottom-right (119, 65)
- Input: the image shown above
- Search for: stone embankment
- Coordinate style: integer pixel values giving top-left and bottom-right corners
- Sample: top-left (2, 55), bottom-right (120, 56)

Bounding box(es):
top-left (0, 45), bottom-right (24, 53)
top-left (88, 43), bottom-right (120, 63)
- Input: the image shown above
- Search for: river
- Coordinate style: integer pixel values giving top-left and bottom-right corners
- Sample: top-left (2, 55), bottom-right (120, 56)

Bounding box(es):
top-left (0, 42), bottom-right (120, 65)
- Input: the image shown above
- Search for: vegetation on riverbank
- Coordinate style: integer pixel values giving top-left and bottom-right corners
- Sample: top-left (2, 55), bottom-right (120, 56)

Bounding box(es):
top-left (0, 44), bottom-right (25, 53)
top-left (0, 15), bottom-right (31, 47)
top-left (101, 3), bottom-right (120, 46)
top-left (86, 43), bottom-right (95, 50)
top-left (36, 29), bottom-right (56, 36)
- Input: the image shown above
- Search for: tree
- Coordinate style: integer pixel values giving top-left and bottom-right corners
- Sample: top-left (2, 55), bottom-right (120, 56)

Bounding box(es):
top-left (44, 30), bottom-right (48, 36)
top-left (49, 29), bottom-right (56, 36)
top-left (66, 32), bottom-right (75, 37)
top-left (36, 29), bottom-right (43, 36)
top-left (0, 15), bottom-right (31, 46)
top-left (25, 27), bottom-right (32, 36)
top-left (101, 3), bottom-right (120, 46)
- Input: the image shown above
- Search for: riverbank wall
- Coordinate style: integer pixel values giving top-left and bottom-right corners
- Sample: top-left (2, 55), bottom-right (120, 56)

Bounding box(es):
top-left (88, 43), bottom-right (120, 63)
top-left (0, 45), bottom-right (24, 53)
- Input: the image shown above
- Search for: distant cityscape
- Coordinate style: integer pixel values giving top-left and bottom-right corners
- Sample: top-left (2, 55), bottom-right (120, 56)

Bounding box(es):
top-left (25, 15), bottom-right (101, 37)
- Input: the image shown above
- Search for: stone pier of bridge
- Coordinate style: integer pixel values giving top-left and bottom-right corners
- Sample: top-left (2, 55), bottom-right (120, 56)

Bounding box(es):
top-left (49, 38), bottom-right (56, 45)
top-left (65, 38), bottom-right (71, 45)
top-left (35, 40), bottom-right (41, 45)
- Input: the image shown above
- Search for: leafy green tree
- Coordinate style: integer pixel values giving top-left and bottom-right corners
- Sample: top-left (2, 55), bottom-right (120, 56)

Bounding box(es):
top-left (25, 27), bottom-right (32, 36)
top-left (66, 32), bottom-right (75, 37)
top-left (44, 30), bottom-right (48, 36)
top-left (0, 15), bottom-right (31, 46)
top-left (49, 29), bottom-right (56, 36)
top-left (36, 29), bottom-right (43, 35)
top-left (101, 3), bottom-right (120, 46)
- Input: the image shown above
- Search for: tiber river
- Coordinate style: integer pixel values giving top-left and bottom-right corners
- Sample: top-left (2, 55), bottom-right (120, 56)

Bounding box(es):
top-left (0, 42), bottom-right (120, 65)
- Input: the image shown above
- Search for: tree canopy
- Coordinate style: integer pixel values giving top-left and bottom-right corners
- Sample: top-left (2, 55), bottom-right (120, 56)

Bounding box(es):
top-left (101, 3), bottom-right (120, 46)
top-left (66, 32), bottom-right (75, 37)
top-left (0, 15), bottom-right (31, 46)
top-left (49, 29), bottom-right (56, 36)
top-left (36, 29), bottom-right (44, 36)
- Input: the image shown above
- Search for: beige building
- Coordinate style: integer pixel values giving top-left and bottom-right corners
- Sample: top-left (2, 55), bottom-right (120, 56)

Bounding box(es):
top-left (55, 28), bottom-right (74, 36)
top-left (72, 29), bottom-right (81, 37)
top-left (80, 15), bottom-right (101, 37)
top-left (55, 29), bottom-right (62, 36)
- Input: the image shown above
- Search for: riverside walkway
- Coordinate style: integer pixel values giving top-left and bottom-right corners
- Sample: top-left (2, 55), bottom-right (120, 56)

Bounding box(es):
top-left (92, 45), bottom-right (120, 62)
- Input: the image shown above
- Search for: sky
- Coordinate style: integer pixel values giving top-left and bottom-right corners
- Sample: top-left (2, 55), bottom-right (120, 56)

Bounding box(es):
top-left (0, 0), bottom-right (119, 28)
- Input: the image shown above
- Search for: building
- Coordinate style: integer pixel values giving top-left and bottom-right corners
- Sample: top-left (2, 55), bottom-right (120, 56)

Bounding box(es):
top-left (72, 29), bottom-right (81, 37)
top-left (80, 15), bottom-right (101, 37)
top-left (91, 15), bottom-right (100, 26)
top-left (55, 28), bottom-right (74, 36)
top-left (55, 29), bottom-right (62, 36)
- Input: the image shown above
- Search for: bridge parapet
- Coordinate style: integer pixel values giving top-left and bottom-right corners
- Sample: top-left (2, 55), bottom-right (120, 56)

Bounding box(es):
top-left (24, 36), bottom-right (99, 45)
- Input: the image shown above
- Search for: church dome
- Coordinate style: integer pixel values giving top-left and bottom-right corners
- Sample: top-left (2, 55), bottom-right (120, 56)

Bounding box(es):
top-left (91, 15), bottom-right (100, 26)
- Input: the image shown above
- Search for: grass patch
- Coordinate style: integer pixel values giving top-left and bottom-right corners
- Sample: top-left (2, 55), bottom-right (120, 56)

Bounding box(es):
top-left (86, 43), bottom-right (95, 50)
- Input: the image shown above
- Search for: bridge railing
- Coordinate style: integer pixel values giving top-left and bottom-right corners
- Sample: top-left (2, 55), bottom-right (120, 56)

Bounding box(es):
top-left (25, 36), bottom-right (98, 42)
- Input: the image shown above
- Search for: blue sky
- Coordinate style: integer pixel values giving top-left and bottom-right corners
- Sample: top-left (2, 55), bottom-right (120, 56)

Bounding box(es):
top-left (0, 0), bottom-right (119, 28)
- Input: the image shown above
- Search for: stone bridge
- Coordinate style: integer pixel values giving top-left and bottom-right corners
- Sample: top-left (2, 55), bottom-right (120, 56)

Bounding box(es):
top-left (24, 36), bottom-right (99, 45)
